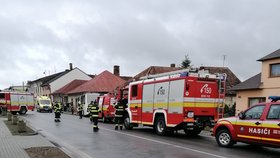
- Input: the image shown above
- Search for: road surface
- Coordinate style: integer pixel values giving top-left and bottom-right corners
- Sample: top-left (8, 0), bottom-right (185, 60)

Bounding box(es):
top-left (22, 111), bottom-right (280, 158)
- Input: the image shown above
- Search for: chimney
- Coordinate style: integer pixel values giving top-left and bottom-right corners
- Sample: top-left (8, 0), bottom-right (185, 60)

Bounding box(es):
top-left (170, 63), bottom-right (176, 68)
top-left (114, 65), bottom-right (120, 76)
top-left (69, 63), bottom-right (73, 70)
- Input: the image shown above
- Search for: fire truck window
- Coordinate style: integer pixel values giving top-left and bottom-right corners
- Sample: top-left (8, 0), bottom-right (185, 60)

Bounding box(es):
top-left (267, 105), bottom-right (280, 120)
top-left (0, 93), bottom-right (4, 99)
top-left (131, 85), bottom-right (138, 97)
top-left (244, 105), bottom-right (265, 119)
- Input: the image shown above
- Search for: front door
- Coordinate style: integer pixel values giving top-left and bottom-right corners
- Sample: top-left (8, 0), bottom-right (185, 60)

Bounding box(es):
top-left (129, 84), bottom-right (142, 123)
top-left (235, 105), bottom-right (265, 144)
top-left (262, 104), bottom-right (280, 146)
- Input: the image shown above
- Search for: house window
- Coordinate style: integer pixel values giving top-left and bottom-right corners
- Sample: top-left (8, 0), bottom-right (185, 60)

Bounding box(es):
top-left (248, 97), bottom-right (266, 107)
top-left (270, 63), bottom-right (280, 77)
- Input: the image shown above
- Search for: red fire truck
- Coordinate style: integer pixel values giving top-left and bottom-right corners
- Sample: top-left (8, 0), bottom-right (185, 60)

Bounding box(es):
top-left (97, 94), bottom-right (116, 122)
top-left (0, 91), bottom-right (35, 115)
top-left (123, 68), bottom-right (227, 136)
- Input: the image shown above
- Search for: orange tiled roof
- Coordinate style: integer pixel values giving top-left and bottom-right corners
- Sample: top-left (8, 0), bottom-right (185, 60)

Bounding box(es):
top-left (67, 70), bottom-right (125, 94)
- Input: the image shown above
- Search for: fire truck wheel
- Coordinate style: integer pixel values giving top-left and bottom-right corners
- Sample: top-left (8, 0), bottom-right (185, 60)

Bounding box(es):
top-left (124, 114), bottom-right (133, 130)
top-left (216, 129), bottom-right (234, 147)
top-left (155, 116), bottom-right (167, 136)
top-left (19, 107), bottom-right (27, 115)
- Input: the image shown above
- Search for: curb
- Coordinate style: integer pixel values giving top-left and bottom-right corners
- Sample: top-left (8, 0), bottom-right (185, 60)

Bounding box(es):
top-left (18, 116), bottom-right (38, 136)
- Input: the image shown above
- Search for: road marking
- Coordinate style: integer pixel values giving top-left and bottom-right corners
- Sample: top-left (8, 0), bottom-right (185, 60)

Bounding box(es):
top-left (100, 127), bottom-right (226, 158)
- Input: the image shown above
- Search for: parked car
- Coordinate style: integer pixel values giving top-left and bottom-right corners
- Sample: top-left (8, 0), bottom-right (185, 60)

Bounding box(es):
top-left (213, 96), bottom-right (280, 148)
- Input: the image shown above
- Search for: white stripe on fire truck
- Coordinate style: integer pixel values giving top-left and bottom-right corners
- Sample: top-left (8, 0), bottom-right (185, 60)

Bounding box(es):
top-left (184, 98), bottom-right (224, 103)
top-left (130, 100), bottom-right (142, 104)
top-left (131, 98), bottom-right (223, 104)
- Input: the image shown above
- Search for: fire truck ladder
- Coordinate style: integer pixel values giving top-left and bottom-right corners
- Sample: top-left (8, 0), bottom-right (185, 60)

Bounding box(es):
top-left (140, 68), bottom-right (221, 80)
top-left (217, 75), bottom-right (227, 119)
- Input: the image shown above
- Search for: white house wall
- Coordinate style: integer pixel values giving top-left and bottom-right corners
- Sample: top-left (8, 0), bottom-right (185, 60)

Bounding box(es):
top-left (49, 68), bottom-right (91, 93)
top-left (29, 81), bottom-right (43, 97)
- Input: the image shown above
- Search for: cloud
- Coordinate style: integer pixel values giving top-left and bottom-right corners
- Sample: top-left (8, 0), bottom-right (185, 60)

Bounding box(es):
top-left (1, 0), bottom-right (280, 89)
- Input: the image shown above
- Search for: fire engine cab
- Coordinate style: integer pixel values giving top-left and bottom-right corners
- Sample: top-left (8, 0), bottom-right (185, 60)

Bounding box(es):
top-left (123, 68), bottom-right (227, 136)
top-left (213, 96), bottom-right (280, 148)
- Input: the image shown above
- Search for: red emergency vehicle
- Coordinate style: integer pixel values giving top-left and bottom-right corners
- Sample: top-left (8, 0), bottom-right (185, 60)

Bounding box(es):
top-left (0, 91), bottom-right (35, 115)
top-left (213, 96), bottom-right (280, 148)
top-left (97, 94), bottom-right (116, 122)
top-left (123, 68), bottom-right (227, 136)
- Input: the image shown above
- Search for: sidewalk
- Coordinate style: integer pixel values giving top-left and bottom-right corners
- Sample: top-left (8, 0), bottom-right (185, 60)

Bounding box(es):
top-left (0, 117), bottom-right (55, 158)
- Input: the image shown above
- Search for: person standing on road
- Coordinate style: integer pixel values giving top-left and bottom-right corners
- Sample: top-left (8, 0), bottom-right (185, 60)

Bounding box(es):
top-left (90, 100), bottom-right (99, 132)
top-left (87, 101), bottom-right (94, 122)
top-left (54, 102), bottom-right (61, 122)
top-left (114, 100), bottom-right (126, 130)
top-left (71, 102), bottom-right (74, 115)
top-left (78, 101), bottom-right (83, 119)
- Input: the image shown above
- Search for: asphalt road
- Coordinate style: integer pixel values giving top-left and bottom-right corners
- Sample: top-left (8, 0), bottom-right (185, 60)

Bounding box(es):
top-left (22, 111), bottom-right (280, 158)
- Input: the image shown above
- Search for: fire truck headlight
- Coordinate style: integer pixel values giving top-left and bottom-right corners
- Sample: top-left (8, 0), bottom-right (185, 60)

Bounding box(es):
top-left (187, 111), bottom-right (194, 118)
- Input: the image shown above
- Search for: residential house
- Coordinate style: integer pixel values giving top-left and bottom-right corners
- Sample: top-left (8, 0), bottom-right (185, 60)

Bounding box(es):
top-left (232, 49), bottom-right (280, 114)
top-left (4, 85), bottom-right (29, 92)
top-left (28, 63), bottom-right (92, 98)
top-left (66, 67), bottom-right (127, 112)
top-left (51, 79), bottom-right (88, 108)
top-left (132, 64), bottom-right (181, 81)
top-left (28, 71), bottom-right (68, 97)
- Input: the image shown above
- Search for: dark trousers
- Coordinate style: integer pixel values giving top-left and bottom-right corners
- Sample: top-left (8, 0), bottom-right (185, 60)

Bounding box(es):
top-left (79, 111), bottom-right (83, 119)
top-left (55, 112), bottom-right (61, 118)
top-left (92, 117), bottom-right (98, 128)
top-left (115, 117), bottom-right (124, 125)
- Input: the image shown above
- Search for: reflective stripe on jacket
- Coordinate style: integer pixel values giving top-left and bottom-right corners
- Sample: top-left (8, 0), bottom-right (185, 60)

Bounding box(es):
top-left (90, 105), bottom-right (99, 118)
top-left (115, 104), bottom-right (125, 117)
top-left (54, 104), bottom-right (61, 113)
top-left (78, 104), bottom-right (83, 111)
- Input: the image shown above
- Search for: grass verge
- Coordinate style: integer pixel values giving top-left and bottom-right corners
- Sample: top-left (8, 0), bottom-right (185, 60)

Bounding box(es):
top-left (25, 147), bottom-right (71, 158)
top-left (3, 120), bottom-right (37, 136)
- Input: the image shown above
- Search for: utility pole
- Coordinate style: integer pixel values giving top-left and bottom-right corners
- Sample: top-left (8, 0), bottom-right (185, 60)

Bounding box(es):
top-left (222, 55), bottom-right (226, 67)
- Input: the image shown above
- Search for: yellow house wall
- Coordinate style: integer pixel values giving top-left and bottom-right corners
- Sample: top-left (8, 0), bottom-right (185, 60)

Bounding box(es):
top-left (235, 58), bottom-right (280, 115)
top-left (236, 88), bottom-right (280, 114)
top-left (261, 58), bottom-right (280, 88)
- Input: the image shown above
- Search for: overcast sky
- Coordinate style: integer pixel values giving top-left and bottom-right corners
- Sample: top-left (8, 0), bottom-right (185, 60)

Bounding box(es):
top-left (1, 0), bottom-right (280, 89)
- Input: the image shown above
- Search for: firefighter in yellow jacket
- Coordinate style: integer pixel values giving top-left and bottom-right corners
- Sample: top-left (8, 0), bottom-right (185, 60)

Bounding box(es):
top-left (114, 101), bottom-right (126, 130)
top-left (78, 101), bottom-right (83, 119)
top-left (54, 102), bottom-right (61, 122)
top-left (87, 101), bottom-right (94, 122)
top-left (90, 100), bottom-right (99, 132)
